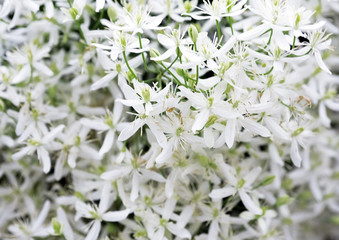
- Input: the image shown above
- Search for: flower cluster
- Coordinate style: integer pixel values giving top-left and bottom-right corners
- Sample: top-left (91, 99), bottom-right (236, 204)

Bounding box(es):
top-left (1, 0), bottom-right (339, 239)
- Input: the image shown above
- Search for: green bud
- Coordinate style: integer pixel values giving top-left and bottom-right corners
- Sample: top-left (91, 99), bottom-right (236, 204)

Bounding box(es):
top-left (282, 217), bottom-right (293, 225)
top-left (141, 88), bottom-right (150, 102)
top-left (331, 216), bottom-right (339, 225)
top-left (150, 48), bottom-right (160, 61)
top-left (188, 24), bottom-right (199, 43)
top-left (134, 230), bottom-right (148, 238)
top-left (107, 6), bottom-right (117, 22)
top-left (116, 63), bottom-right (122, 73)
top-left (69, 7), bottom-right (78, 20)
top-left (258, 175), bottom-right (276, 187)
top-left (52, 218), bottom-right (63, 235)
top-left (176, 68), bottom-right (186, 77)
top-left (127, 70), bottom-right (136, 82)
top-left (237, 178), bottom-right (246, 188)
top-left (292, 127), bottom-right (304, 137)
top-left (0, 99), bottom-right (5, 112)
top-left (205, 115), bottom-right (218, 128)
top-left (276, 195), bottom-right (293, 206)
top-left (184, 1), bottom-right (192, 12)
top-left (282, 177), bottom-right (293, 190)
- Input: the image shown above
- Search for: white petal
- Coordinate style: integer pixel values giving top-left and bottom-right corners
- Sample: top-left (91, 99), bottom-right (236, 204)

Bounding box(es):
top-left (209, 187), bottom-right (237, 199)
top-left (99, 182), bottom-right (112, 214)
top-left (204, 128), bottom-right (215, 148)
top-left (85, 220), bottom-right (101, 240)
top-left (239, 189), bottom-right (263, 215)
top-left (208, 220), bottom-right (219, 240)
top-left (167, 223), bottom-right (191, 239)
top-left (130, 172), bottom-right (139, 201)
top-left (290, 138), bottom-right (302, 167)
top-left (100, 166), bottom-right (132, 180)
top-left (140, 169), bottom-right (166, 182)
top-left (268, 144), bottom-right (284, 166)
top-left (99, 130), bottom-right (115, 156)
top-left (241, 118), bottom-right (271, 137)
top-left (37, 147), bottom-right (51, 173)
top-left (80, 118), bottom-right (109, 131)
top-left (192, 108), bottom-right (210, 133)
top-left (319, 102), bottom-right (331, 128)
top-left (57, 207), bottom-right (74, 240)
top-left (244, 167), bottom-right (261, 187)
top-left (32, 201), bottom-right (50, 231)
top-left (12, 65), bottom-right (30, 84)
top-left (264, 117), bottom-right (290, 140)
top-left (309, 176), bottom-right (322, 201)
top-left (33, 62), bottom-right (53, 76)
top-left (225, 119), bottom-right (236, 148)
top-left (314, 50), bottom-right (331, 74)
top-left (96, 0), bottom-right (105, 12)
top-left (118, 118), bottom-right (144, 142)
top-left (90, 72), bottom-right (117, 91)
top-left (102, 209), bottom-right (130, 222)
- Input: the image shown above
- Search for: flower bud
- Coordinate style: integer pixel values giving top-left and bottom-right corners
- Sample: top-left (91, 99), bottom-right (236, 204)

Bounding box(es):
top-left (188, 24), bottom-right (198, 43)
top-left (69, 7), bottom-right (78, 20)
top-left (108, 6), bottom-right (117, 22)
top-left (184, 1), bottom-right (192, 13)
top-left (150, 48), bottom-right (160, 59)
top-left (127, 70), bottom-right (136, 82)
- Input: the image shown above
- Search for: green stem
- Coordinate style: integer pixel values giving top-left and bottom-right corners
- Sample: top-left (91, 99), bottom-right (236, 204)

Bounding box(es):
top-left (123, 51), bottom-right (138, 80)
top-left (216, 20), bottom-right (223, 43)
top-left (227, 17), bottom-right (234, 35)
top-left (160, 55), bottom-right (179, 76)
top-left (194, 42), bottom-right (199, 86)
top-left (292, 36), bottom-right (296, 49)
top-left (265, 28), bottom-right (273, 48)
top-left (159, 63), bottom-right (180, 84)
top-left (77, 21), bottom-right (87, 44)
top-left (260, 66), bottom-right (274, 76)
top-left (93, 10), bottom-right (104, 29)
top-left (138, 32), bottom-right (157, 73)
top-left (67, 0), bottom-right (72, 7)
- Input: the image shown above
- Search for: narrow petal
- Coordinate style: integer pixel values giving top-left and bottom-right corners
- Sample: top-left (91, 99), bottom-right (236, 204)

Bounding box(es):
top-left (225, 119), bottom-right (236, 148)
top-left (99, 130), bottom-right (115, 156)
top-left (239, 189), bottom-right (263, 215)
top-left (192, 108), bottom-right (210, 133)
top-left (290, 138), bottom-right (302, 167)
top-left (85, 220), bottom-right (101, 240)
top-left (241, 118), bottom-right (271, 137)
top-left (118, 118), bottom-right (144, 142)
top-left (209, 187), bottom-right (237, 199)
top-left (314, 50), bottom-right (331, 74)
top-left (37, 147), bottom-right (51, 173)
top-left (102, 209), bottom-right (130, 222)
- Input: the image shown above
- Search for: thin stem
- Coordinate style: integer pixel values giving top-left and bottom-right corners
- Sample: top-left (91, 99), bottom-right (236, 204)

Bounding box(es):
top-left (138, 32), bottom-right (157, 73)
top-left (194, 42), bottom-right (199, 86)
top-left (123, 51), bottom-right (138, 80)
top-left (77, 21), bottom-right (87, 44)
top-left (67, 0), bottom-right (72, 7)
top-left (292, 36), bottom-right (296, 49)
top-left (259, 66), bottom-right (274, 76)
top-left (265, 28), bottom-right (273, 48)
top-left (93, 10), bottom-right (104, 29)
top-left (159, 63), bottom-right (180, 85)
top-left (160, 55), bottom-right (179, 76)
top-left (227, 17), bottom-right (234, 35)
top-left (216, 20), bottom-right (223, 43)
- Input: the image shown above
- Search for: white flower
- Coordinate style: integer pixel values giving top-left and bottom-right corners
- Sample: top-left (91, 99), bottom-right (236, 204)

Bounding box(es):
top-left (75, 183), bottom-right (131, 240)
top-left (12, 125), bottom-right (64, 173)
top-left (209, 155), bottom-right (263, 215)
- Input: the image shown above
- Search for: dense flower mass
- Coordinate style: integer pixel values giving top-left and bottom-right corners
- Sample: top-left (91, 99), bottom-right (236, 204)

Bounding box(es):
top-left (0, 0), bottom-right (339, 239)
